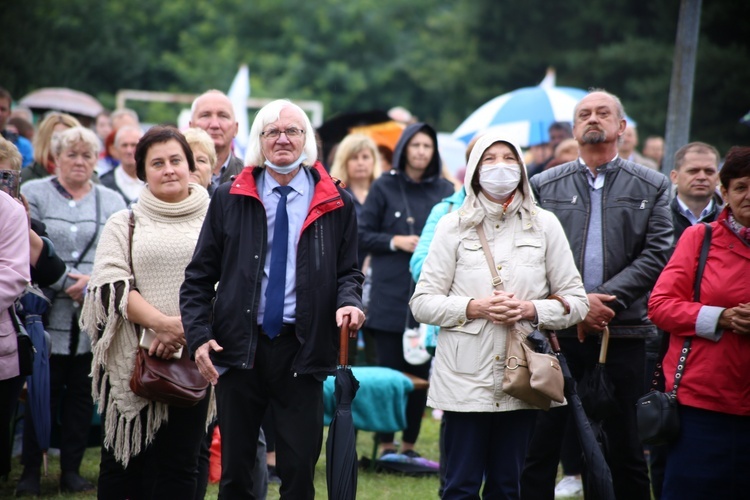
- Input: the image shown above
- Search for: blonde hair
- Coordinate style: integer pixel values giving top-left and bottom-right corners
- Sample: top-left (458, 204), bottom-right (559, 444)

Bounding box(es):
top-left (183, 127), bottom-right (218, 169)
top-left (329, 133), bottom-right (382, 184)
top-left (32, 112), bottom-right (81, 166)
top-left (0, 136), bottom-right (22, 171)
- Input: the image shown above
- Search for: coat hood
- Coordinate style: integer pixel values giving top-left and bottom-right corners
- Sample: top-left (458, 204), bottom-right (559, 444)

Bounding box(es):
top-left (461, 132), bottom-right (538, 229)
top-left (392, 122), bottom-right (442, 182)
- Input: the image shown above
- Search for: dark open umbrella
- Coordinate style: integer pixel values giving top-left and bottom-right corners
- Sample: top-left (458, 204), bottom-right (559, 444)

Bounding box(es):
top-left (326, 315), bottom-right (360, 500)
top-left (316, 110), bottom-right (391, 165)
top-left (549, 332), bottom-right (616, 500)
top-left (20, 287), bottom-right (51, 475)
top-left (579, 327), bottom-right (619, 422)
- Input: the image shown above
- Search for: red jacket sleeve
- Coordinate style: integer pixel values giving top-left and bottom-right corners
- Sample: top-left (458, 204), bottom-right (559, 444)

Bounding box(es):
top-left (648, 223), bottom-right (706, 337)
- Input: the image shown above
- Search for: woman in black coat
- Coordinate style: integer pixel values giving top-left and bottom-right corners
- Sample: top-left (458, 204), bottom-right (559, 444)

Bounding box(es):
top-left (359, 122), bottom-right (454, 458)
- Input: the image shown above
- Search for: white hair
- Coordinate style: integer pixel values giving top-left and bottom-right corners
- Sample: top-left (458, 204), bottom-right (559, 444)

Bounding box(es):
top-left (114, 125), bottom-right (143, 146)
top-left (244, 99), bottom-right (318, 166)
top-left (190, 89), bottom-right (233, 121)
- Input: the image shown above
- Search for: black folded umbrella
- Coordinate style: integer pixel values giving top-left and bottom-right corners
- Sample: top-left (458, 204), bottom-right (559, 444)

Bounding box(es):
top-left (579, 327), bottom-right (619, 422)
top-left (549, 332), bottom-right (616, 500)
top-left (326, 316), bottom-right (360, 500)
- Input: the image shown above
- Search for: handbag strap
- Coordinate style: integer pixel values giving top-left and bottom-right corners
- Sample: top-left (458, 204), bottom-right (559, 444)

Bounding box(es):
top-left (659, 222), bottom-right (712, 395)
top-left (475, 223), bottom-right (503, 290)
top-left (74, 186), bottom-right (102, 270)
top-left (396, 176), bottom-right (416, 236)
top-left (127, 209), bottom-right (136, 288)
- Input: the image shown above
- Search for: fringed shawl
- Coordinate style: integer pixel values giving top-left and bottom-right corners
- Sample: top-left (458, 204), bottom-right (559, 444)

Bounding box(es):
top-left (81, 184), bottom-right (213, 466)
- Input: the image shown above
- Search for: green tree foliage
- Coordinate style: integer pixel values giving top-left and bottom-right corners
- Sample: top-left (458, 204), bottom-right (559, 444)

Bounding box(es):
top-left (1, 0), bottom-right (747, 152)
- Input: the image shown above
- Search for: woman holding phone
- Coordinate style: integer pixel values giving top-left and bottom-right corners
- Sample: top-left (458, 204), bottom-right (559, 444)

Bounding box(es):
top-left (81, 126), bottom-right (211, 498)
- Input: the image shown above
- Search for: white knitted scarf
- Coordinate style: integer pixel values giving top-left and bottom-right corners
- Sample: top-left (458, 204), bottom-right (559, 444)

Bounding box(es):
top-left (81, 184), bottom-right (213, 466)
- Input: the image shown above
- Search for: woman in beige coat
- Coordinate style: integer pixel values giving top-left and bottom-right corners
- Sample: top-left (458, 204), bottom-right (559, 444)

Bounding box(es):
top-left (410, 131), bottom-right (588, 499)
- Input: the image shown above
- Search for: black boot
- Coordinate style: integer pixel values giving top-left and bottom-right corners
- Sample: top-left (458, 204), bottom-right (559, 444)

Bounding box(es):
top-left (15, 467), bottom-right (40, 497)
top-left (59, 471), bottom-right (95, 493)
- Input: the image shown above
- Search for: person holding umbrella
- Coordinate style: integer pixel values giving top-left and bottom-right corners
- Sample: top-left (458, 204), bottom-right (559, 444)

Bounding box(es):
top-left (180, 99), bottom-right (364, 499)
top-left (522, 90), bottom-right (673, 500)
top-left (409, 130), bottom-right (589, 498)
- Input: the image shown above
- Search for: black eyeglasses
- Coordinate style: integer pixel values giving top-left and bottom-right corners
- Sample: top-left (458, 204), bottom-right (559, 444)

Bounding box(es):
top-left (261, 127), bottom-right (305, 139)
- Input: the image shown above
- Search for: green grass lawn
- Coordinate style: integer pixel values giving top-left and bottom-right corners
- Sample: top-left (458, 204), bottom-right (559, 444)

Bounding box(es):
top-left (1, 412), bottom-right (582, 499)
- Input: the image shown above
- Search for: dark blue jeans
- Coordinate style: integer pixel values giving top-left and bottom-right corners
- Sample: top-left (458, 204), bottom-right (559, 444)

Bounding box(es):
top-left (663, 405), bottom-right (750, 500)
top-left (442, 410), bottom-right (536, 499)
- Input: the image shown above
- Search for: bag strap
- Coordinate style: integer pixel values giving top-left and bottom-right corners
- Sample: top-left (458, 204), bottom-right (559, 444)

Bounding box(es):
top-left (475, 223), bottom-right (503, 290)
top-left (74, 186), bottom-right (102, 270)
top-left (396, 176), bottom-right (416, 235)
top-left (8, 305), bottom-right (23, 335)
top-left (127, 209), bottom-right (136, 287)
top-left (662, 223), bottom-right (712, 395)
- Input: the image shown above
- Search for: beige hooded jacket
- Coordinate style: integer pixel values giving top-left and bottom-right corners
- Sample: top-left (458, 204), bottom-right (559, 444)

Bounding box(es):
top-left (410, 132), bottom-right (588, 412)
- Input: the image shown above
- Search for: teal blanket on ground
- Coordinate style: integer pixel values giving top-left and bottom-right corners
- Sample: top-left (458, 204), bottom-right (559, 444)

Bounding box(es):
top-left (323, 367), bottom-right (414, 433)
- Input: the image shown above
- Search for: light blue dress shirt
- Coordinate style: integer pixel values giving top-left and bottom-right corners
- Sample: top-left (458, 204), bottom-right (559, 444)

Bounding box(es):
top-left (257, 167), bottom-right (313, 326)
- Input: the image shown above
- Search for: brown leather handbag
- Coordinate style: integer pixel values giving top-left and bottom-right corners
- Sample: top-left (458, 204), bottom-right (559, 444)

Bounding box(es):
top-left (475, 224), bottom-right (564, 411)
top-left (125, 210), bottom-right (208, 407)
top-left (130, 344), bottom-right (208, 407)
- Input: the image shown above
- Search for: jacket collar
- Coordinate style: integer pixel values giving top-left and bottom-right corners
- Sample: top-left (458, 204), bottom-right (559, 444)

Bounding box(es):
top-left (228, 161), bottom-right (343, 231)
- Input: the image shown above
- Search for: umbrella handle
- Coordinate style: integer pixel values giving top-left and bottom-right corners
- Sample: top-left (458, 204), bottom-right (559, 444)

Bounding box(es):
top-left (599, 327), bottom-right (610, 364)
top-left (549, 331), bottom-right (561, 354)
top-left (339, 315), bottom-right (351, 366)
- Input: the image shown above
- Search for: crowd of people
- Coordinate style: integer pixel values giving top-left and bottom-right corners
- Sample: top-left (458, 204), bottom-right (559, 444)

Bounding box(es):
top-left (1, 83), bottom-right (749, 500)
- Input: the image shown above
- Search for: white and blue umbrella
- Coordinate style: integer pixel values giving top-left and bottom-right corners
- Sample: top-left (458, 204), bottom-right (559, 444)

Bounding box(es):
top-left (452, 85), bottom-right (588, 147)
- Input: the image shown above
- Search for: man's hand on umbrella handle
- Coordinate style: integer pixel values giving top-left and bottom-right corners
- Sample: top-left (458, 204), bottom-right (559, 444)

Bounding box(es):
top-left (337, 306), bottom-right (365, 335)
top-left (195, 339), bottom-right (223, 386)
top-left (578, 293), bottom-right (617, 341)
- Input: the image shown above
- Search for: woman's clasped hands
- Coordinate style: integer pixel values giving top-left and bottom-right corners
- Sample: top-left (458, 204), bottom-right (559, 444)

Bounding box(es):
top-left (467, 290), bottom-right (535, 325)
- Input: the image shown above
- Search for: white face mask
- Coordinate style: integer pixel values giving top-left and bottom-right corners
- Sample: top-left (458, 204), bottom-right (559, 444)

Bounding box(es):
top-left (479, 163), bottom-right (522, 199)
top-left (265, 153), bottom-right (308, 175)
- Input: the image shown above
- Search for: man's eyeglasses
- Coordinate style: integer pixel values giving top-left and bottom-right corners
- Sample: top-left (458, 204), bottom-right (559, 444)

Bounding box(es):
top-left (261, 127), bottom-right (305, 139)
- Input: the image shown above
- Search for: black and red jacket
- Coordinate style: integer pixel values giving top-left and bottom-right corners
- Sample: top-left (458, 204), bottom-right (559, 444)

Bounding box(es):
top-left (180, 162), bottom-right (363, 377)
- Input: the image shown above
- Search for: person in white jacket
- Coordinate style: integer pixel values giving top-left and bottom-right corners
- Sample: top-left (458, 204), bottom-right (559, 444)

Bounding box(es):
top-left (410, 131), bottom-right (588, 499)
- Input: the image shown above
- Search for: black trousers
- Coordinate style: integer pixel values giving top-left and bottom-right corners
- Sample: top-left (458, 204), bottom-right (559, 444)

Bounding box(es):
top-left (215, 332), bottom-right (323, 500)
top-left (0, 375), bottom-right (24, 478)
top-left (22, 353), bottom-right (93, 473)
top-left (521, 336), bottom-right (650, 500)
top-left (97, 389), bottom-right (211, 500)
top-left (367, 327), bottom-right (430, 445)
top-left (443, 410), bottom-right (536, 500)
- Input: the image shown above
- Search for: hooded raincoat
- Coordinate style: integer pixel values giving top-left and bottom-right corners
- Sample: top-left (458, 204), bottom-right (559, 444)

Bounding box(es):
top-left (359, 123), bottom-right (455, 333)
top-left (410, 133), bottom-right (589, 412)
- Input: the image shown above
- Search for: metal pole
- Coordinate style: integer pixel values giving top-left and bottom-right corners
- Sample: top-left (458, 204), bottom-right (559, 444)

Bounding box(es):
top-left (662, 0), bottom-right (702, 175)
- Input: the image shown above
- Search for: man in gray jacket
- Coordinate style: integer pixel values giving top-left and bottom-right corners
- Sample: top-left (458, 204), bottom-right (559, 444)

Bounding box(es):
top-left (522, 90), bottom-right (673, 500)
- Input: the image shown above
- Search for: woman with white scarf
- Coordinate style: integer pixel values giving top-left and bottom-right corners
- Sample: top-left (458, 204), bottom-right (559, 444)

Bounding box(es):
top-left (81, 126), bottom-right (212, 499)
top-left (410, 132), bottom-right (588, 499)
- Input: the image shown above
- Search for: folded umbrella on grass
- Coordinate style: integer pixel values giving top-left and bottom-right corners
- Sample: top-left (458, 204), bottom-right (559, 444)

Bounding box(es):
top-left (549, 332), bottom-right (616, 500)
top-left (326, 315), bottom-right (360, 500)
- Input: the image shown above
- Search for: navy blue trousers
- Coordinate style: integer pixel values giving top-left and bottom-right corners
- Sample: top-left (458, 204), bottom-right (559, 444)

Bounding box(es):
top-left (663, 405), bottom-right (750, 500)
top-left (442, 410), bottom-right (536, 500)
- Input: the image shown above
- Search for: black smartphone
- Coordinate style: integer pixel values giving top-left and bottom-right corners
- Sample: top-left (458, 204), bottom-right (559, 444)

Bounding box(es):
top-left (0, 170), bottom-right (20, 199)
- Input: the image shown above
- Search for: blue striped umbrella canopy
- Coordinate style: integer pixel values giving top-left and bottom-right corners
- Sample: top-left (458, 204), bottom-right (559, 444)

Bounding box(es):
top-left (452, 86), bottom-right (589, 147)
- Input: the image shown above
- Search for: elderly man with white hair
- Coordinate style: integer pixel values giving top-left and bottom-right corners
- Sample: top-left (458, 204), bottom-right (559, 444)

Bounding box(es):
top-left (189, 90), bottom-right (244, 195)
top-left (180, 99), bottom-right (365, 499)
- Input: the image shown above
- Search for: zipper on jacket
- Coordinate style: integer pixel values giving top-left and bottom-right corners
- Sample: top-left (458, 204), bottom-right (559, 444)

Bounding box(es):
top-left (314, 221), bottom-right (321, 271)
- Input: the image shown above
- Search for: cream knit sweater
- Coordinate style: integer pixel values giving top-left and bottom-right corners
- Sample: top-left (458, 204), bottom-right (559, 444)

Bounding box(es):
top-left (81, 184), bottom-right (212, 466)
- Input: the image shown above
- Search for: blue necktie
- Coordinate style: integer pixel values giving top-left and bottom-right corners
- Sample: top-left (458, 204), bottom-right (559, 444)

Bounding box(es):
top-left (263, 185), bottom-right (293, 338)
